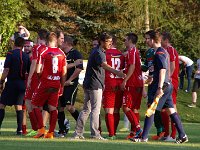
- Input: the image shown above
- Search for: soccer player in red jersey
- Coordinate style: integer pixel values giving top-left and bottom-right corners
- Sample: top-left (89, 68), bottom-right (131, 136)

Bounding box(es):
top-left (24, 29), bottom-right (49, 136)
top-left (121, 33), bottom-right (144, 139)
top-left (161, 32), bottom-right (179, 141)
top-left (22, 40), bottom-right (34, 135)
top-left (102, 36), bottom-right (124, 139)
top-left (32, 32), bottom-right (67, 138)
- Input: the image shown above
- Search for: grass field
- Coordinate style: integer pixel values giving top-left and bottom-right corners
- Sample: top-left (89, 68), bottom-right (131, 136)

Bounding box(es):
top-left (0, 82), bottom-right (200, 150)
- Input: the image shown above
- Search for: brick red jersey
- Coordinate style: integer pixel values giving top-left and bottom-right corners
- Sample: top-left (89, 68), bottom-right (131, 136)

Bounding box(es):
top-left (166, 46), bottom-right (179, 87)
top-left (124, 47), bottom-right (143, 87)
top-left (37, 47), bottom-right (66, 88)
top-left (105, 48), bottom-right (125, 87)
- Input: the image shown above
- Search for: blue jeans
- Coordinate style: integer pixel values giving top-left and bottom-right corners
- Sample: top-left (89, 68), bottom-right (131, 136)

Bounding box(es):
top-left (179, 64), bottom-right (193, 91)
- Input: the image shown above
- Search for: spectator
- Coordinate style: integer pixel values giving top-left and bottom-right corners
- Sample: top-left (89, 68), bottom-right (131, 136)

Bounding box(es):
top-left (188, 58), bottom-right (200, 108)
top-left (72, 32), bottom-right (125, 140)
top-left (179, 55), bottom-right (194, 92)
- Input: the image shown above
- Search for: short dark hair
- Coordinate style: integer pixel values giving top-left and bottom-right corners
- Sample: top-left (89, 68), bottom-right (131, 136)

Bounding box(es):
top-left (162, 32), bottom-right (171, 41)
top-left (38, 29), bottom-right (49, 40)
top-left (64, 35), bottom-right (74, 46)
top-left (14, 37), bottom-right (25, 47)
top-left (145, 30), bottom-right (161, 43)
top-left (55, 30), bottom-right (64, 38)
top-left (126, 32), bottom-right (138, 44)
top-left (99, 32), bottom-right (112, 43)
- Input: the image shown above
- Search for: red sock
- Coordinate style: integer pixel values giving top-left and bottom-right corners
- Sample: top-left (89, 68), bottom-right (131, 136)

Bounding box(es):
top-left (33, 108), bottom-right (44, 129)
top-left (134, 113), bottom-right (140, 122)
top-left (49, 110), bottom-right (58, 133)
top-left (170, 121), bottom-right (177, 139)
top-left (105, 113), bottom-right (114, 136)
top-left (113, 113), bottom-right (120, 135)
top-left (29, 111), bottom-right (38, 130)
top-left (125, 110), bottom-right (140, 131)
top-left (22, 125), bottom-right (27, 134)
top-left (161, 111), bottom-right (169, 137)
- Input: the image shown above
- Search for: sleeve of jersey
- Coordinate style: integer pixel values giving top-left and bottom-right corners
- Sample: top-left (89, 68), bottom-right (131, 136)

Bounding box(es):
top-left (75, 51), bottom-right (83, 70)
top-left (168, 47), bottom-right (175, 62)
top-left (3, 51), bottom-right (13, 68)
top-left (95, 51), bottom-right (106, 66)
top-left (32, 46), bottom-right (38, 60)
top-left (127, 50), bottom-right (135, 65)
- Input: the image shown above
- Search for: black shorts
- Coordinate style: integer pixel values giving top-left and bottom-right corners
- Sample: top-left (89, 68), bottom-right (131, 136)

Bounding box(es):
top-left (59, 82), bottom-right (79, 107)
top-left (192, 78), bottom-right (200, 92)
top-left (0, 80), bottom-right (25, 106)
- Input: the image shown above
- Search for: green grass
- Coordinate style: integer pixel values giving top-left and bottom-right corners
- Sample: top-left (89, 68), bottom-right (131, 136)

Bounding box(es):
top-left (1, 81), bottom-right (200, 149)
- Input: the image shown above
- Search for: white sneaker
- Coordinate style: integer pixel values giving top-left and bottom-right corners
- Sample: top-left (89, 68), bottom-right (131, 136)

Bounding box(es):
top-left (71, 134), bottom-right (85, 140)
top-left (91, 136), bottom-right (107, 140)
top-left (163, 136), bottom-right (176, 142)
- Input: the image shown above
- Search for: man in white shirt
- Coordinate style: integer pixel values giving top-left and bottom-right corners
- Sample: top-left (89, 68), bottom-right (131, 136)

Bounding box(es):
top-left (179, 56), bottom-right (194, 92)
top-left (188, 58), bottom-right (200, 107)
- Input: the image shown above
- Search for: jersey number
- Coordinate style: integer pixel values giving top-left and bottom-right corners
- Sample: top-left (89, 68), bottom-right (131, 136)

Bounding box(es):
top-left (110, 57), bottom-right (121, 78)
top-left (52, 56), bottom-right (58, 74)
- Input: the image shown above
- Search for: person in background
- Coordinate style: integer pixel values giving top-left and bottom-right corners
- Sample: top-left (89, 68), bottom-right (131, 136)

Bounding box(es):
top-left (0, 37), bottom-right (30, 135)
top-left (188, 58), bottom-right (200, 108)
top-left (22, 40), bottom-right (34, 135)
top-left (57, 35), bottom-right (83, 137)
top-left (10, 24), bottom-right (30, 48)
top-left (179, 55), bottom-right (194, 92)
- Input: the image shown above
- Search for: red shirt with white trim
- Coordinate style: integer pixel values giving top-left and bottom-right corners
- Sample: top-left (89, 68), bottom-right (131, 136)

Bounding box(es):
top-left (124, 47), bottom-right (143, 87)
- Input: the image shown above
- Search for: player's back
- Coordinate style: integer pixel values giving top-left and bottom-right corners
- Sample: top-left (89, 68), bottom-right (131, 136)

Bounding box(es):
top-left (39, 47), bottom-right (66, 87)
top-left (105, 48), bottom-right (124, 86)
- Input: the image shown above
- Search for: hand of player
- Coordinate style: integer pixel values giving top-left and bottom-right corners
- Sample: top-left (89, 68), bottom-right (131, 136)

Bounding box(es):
top-left (145, 76), bottom-right (153, 85)
top-left (155, 88), bottom-right (164, 98)
top-left (27, 78), bottom-right (31, 88)
top-left (117, 70), bottom-right (126, 78)
top-left (59, 87), bottom-right (64, 96)
top-left (64, 80), bottom-right (74, 86)
top-left (74, 59), bottom-right (83, 66)
top-left (142, 88), bottom-right (147, 98)
top-left (120, 81), bottom-right (126, 91)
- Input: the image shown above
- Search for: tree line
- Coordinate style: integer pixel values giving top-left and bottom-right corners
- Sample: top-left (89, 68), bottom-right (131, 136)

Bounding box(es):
top-left (0, 0), bottom-right (199, 61)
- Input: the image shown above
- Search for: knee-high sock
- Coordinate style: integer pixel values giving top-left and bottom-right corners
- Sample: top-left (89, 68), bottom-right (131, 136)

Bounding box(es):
top-left (154, 110), bottom-right (164, 135)
top-left (125, 110), bottom-right (140, 132)
top-left (170, 121), bottom-right (177, 139)
top-left (49, 110), bottom-right (58, 133)
top-left (33, 108), bottom-right (44, 129)
top-left (170, 112), bottom-right (185, 138)
top-left (105, 113), bottom-right (114, 136)
top-left (16, 110), bottom-right (23, 132)
top-left (70, 109), bottom-right (79, 121)
top-left (0, 109), bottom-right (5, 128)
top-left (113, 113), bottom-right (120, 134)
top-left (58, 111), bottom-right (65, 132)
top-left (161, 111), bottom-right (169, 137)
top-left (142, 115), bottom-right (154, 139)
top-left (134, 112), bottom-right (140, 122)
top-left (28, 111), bottom-right (38, 130)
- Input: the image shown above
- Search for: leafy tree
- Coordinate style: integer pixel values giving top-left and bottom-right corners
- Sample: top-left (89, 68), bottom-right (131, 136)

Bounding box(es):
top-left (0, 0), bottom-right (29, 56)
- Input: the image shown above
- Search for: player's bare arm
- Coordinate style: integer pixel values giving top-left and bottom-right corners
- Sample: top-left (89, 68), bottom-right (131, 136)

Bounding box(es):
top-left (101, 62), bottom-right (125, 78)
top-left (156, 68), bottom-right (166, 98)
top-left (120, 64), bottom-right (135, 90)
top-left (0, 68), bottom-right (9, 90)
top-left (64, 68), bottom-right (82, 86)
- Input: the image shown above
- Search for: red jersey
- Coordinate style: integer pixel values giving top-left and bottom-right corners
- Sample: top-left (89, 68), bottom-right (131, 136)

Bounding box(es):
top-left (124, 47), bottom-right (143, 87)
top-left (105, 48), bottom-right (125, 86)
top-left (166, 46), bottom-right (179, 86)
top-left (31, 44), bottom-right (47, 80)
top-left (37, 47), bottom-right (66, 88)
